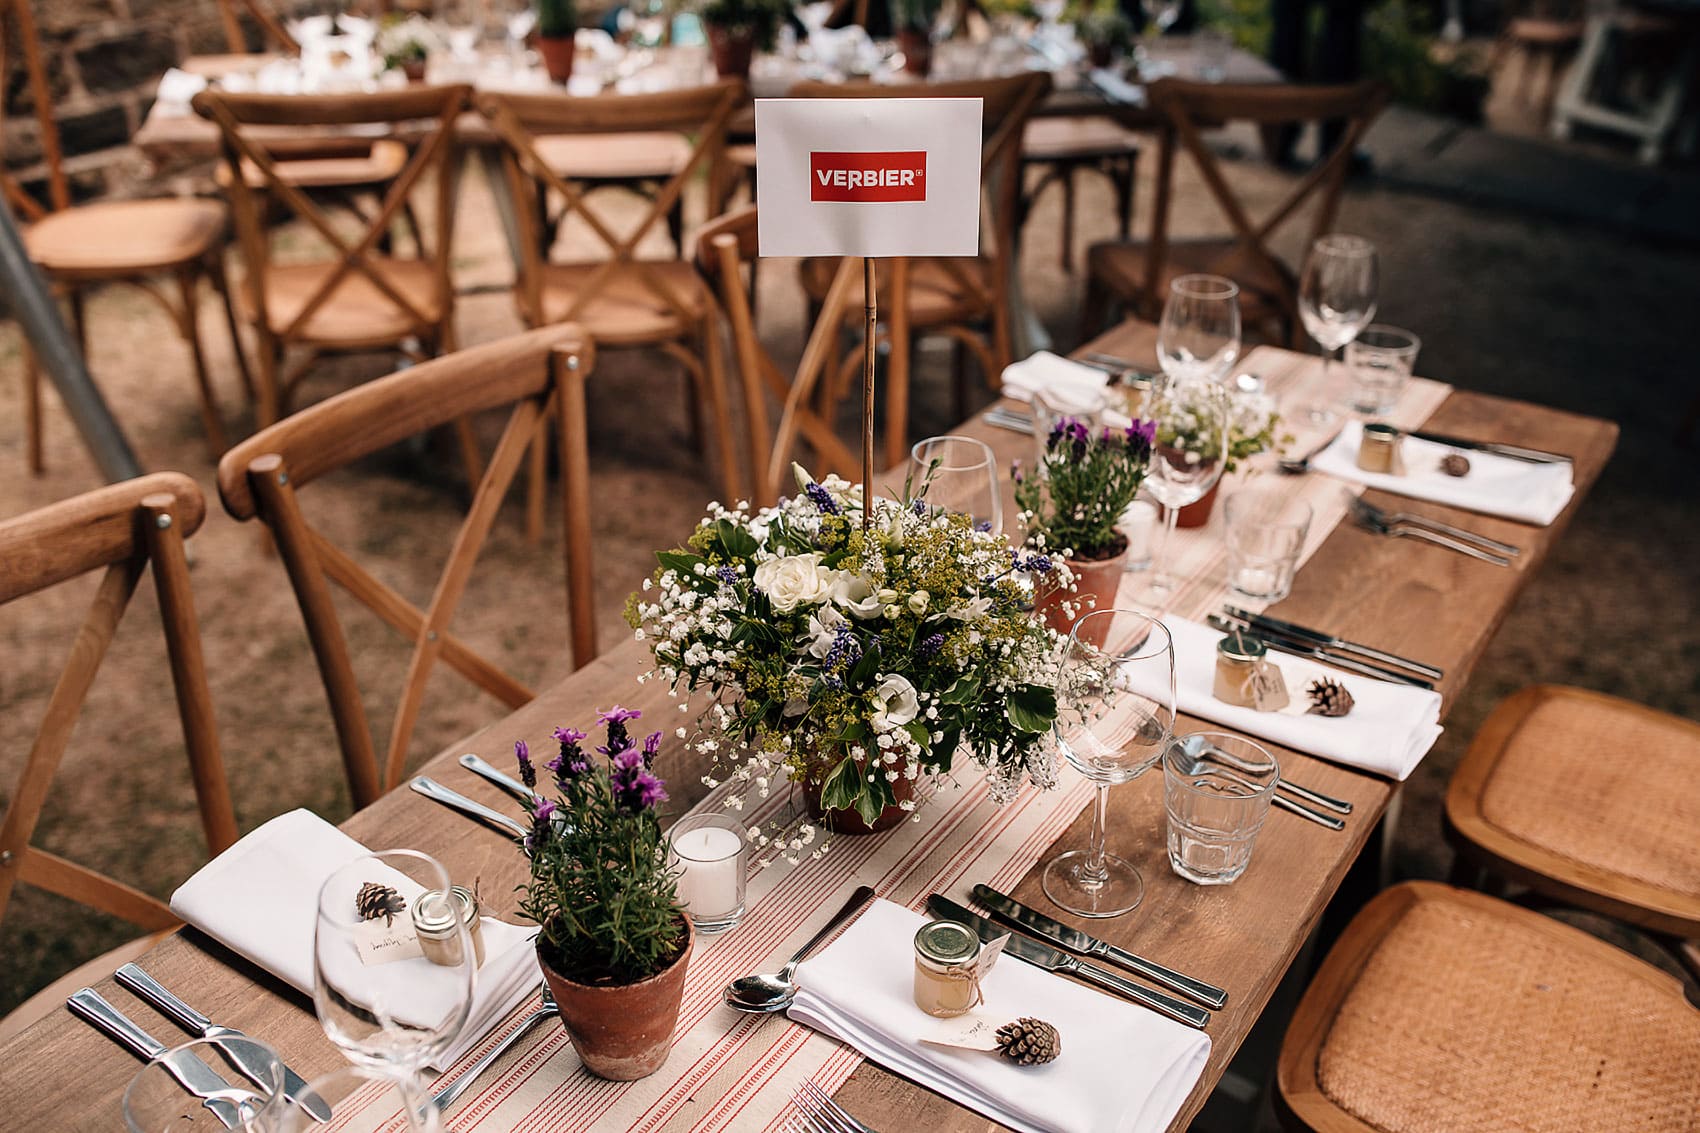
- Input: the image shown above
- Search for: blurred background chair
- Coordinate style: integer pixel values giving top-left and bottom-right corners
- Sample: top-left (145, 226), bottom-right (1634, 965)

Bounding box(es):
top-left (0, 473), bottom-right (235, 1043)
top-left (213, 0), bottom-right (299, 54)
top-left (1018, 116), bottom-right (1142, 274)
top-left (1491, 0), bottom-right (1587, 124)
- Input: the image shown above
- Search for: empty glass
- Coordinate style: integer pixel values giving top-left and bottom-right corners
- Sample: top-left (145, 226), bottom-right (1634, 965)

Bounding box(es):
top-left (1223, 487), bottom-right (1312, 603)
top-left (1137, 377), bottom-right (1228, 612)
top-left (1345, 325), bottom-right (1421, 416)
top-left (1157, 275), bottom-right (1241, 385)
top-left (909, 435), bottom-right (1003, 535)
top-left (1298, 235), bottom-right (1378, 391)
top-left (278, 1065), bottom-right (441, 1132)
top-left (1163, 733), bottom-right (1279, 885)
top-left (124, 1037), bottom-right (283, 1132)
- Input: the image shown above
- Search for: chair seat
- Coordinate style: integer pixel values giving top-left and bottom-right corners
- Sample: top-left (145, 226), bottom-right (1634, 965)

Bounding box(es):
top-left (534, 132), bottom-right (695, 181)
top-left (0, 929), bottom-right (169, 1045)
top-left (1021, 115), bottom-right (1141, 163)
top-left (1446, 685), bottom-right (1700, 937)
top-left (1505, 16), bottom-right (1585, 45)
top-left (217, 138), bottom-right (410, 191)
top-left (1280, 882), bottom-right (1700, 1133)
top-left (25, 199), bottom-right (225, 276)
top-left (534, 261), bottom-right (709, 345)
top-left (798, 256), bottom-right (997, 328)
top-left (242, 259), bottom-right (446, 347)
top-left (1087, 237), bottom-right (1291, 323)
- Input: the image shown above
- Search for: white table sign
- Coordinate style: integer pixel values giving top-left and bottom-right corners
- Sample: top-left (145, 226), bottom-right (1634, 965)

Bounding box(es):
top-left (754, 97), bottom-right (984, 258)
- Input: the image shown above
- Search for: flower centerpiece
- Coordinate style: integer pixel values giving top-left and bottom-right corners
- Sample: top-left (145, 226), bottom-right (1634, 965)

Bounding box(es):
top-left (626, 467), bottom-right (1064, 839)
top-left (375, 13), bottom-right (442, 81)
top-left (514, 708), bottom-right (691, 1081)
top-left (892, 0), bottom-right (944, 75)
top-left (536, 0), bottom-right (576, 84)
top-left (1166, 384), bottom-right (1290, 526)
top-left (1014, 416), bottom-right (1154, 637)
top-left (698, 0), bottom-right (789, 78)
top-left (1072, 0), bottom-right (1133, 68)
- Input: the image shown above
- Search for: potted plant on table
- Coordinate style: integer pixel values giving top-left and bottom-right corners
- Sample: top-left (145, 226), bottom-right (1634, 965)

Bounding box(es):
top-left (699, 0), bottom-right (787, 78)
top-left (1172, 386), bottom-right (1287, 527)
top-left (1072, 0), bottom-right (1133, 68)
top-left (1015, 415), bottom-right (1155, 639)
top-left (375, 13), bottom-right (442, 82)
top-left (892, 0), bottom-right (943, 76)
top-left (537, 0), bottom-right (577, 84)
top-left (627, 467), bottom-right (1064, 839)
top-left (515, 708), bottom-right (691, 1081)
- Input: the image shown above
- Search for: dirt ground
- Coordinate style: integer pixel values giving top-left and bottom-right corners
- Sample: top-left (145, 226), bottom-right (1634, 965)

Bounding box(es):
top-left (2, 128), bottom-right (1697, 1017)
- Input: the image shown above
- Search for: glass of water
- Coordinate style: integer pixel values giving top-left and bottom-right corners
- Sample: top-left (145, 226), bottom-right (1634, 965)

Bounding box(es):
top-left (1163, 732), bottom-right (1279, 885)
top-left (1223, 487), bottom-right (1311, 602)
top-left (1345, 325), bottom-right (1421, 416)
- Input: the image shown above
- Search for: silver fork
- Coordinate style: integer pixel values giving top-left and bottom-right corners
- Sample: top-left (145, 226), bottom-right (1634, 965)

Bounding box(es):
top-left (1349, 505), bottom-right (1513, 566)
top-left (1348, 496), bottom-right (1521, 557)
top-left (792, 1079), bottom-right (877, 1133)
top-left (432, 984), bottom-right (559, 1111)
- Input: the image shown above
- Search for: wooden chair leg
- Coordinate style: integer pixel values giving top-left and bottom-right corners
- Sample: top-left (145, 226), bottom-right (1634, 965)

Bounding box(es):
top-left (698, 318), bottom-right (741, 504)
top-left (1081, 271), bottom-right (1111, 344)
top-left (526, 410), bottom-right (548, 546)
top-left (884, 332), bottom-right (912, 473)
top-left (22, 346), bottom-right (44, 475)
top-left (207, 253), bottom-right (255, 405)
top-left (555, 351), bottom-right (597, 670)
top-left (1115, 157), bottom-right (1136, 242)
top-left (174, 266), bottom-right (229, 460)
top-left (254, 334), bottom-right (284, 430)
top-left (1059, 165), bottom-right (1077, 275)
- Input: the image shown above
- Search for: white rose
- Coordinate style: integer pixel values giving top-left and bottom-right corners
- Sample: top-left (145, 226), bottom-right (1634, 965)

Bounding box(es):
top-left (872, 674), bottom-right (920, 730)
top-left (829, 570), bottom-right (884, 620)
top-left (754, 553), bottom-right (834, 612)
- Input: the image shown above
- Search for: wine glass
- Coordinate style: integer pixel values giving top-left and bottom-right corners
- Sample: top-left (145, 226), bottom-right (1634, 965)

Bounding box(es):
top-left (1298, 234), bottom-right (1379, 398)
top-left (278, 1065), bottom-right (442, 1132)
top-left (1138, 0), bottom-right (1184, 76)
top-left (313, 850), bottom-right (474, 1091)
top-left (443, 0), bottom-right (483, 62)
top-left (1135, 376), bottom-right (1228, 612)
top-left (909, 435), bottom-right (1003, 535)
top-left (1157, 274), bottom-right (1241, 385)
top-left (1042, 609), bottom-right (1177, 917)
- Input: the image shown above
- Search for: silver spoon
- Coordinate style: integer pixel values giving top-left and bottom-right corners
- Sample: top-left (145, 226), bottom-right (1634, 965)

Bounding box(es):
top-left (723, 885), bottom-right (876, 1013)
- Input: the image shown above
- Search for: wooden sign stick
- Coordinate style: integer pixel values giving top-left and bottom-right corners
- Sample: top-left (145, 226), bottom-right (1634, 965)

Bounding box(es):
top-left (862, 256), bottom-right (877, 537)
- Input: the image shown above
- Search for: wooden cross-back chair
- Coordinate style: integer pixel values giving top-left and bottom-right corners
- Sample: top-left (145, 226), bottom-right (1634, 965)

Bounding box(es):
top-left (193, 84), bottom-right (470, 433)
top-left (217, 325), bottom-right (600, 810)
top-left (696, 206), bottom-right (860, 508)
top-left (0, 473), bottom-right (236, 1041)
top-left (1, 0), bottom-right (249, 474)
top-left (1084, 78), bottom-right (1388, 345)
top-left (478, 82), bottom-right (745, 520)
top-left (788, 71), bottom-right (1052, 470)
top-left (213, 0), bottom-right (299, 54)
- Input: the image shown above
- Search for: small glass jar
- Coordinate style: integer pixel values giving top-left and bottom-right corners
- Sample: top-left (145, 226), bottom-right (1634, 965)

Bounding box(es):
top-left (413, 885), bottom-right (484, 968)
top-left (913, 919), bottom-right (982, 1018)
top-left (1213, 629), bottom-right (1266, 708)
top-left (1357, 422), bottom-right (1401, 474)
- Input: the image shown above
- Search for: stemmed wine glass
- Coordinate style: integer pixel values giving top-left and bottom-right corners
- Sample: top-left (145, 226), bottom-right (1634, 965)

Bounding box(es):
top-left (1135, 376), bottom-right (1228, 613)
top-left (909, 435), bottom-right (1003, 535)
top-left (1158, 274), bottom-right (1241, 385)
top-left (313, 850), bottom-right (474, 1111)
top-left (1298, 234), bottom-right (1379, 396)
top-left (1042, 609), bottom-right (1177, 917)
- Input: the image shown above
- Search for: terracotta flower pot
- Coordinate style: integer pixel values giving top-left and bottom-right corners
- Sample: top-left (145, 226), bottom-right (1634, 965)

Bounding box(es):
top-left (802, 751), bottom-right (915, 834)
top-left (1176, 480), bottom-right (1222, 529)
top-left (538, 34), bottom-right (576, 84)
top-left (1035, 536), bottom-right (1129, 644)
top-left (538, 917), bottom-right (694, 1080)
top-left (400, 59), bottom-right (427, 82)
top-left (1087, 42), bottom-right (1115, 69)
top-left (708, 25), bottom-right (756, 79)
top-left (897, 28), bottom-right (933, 77)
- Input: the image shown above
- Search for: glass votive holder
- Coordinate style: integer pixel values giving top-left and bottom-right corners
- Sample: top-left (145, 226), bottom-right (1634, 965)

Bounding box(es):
top-left (124, 1037), bottom-right (284, 1132)
top-left (1164, 733), bottom-right (1279, 885)
top-left (668, 813), bottom-right (747, 934)
top-left (1223, 487), bottom-right (1312, 602)
top-left (1120, 497), bottom-right (1159, 572)
top-left (1345, 325), bottom-right (1421, 416)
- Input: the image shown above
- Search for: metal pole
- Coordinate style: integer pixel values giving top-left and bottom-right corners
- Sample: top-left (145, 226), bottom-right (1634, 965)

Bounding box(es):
top-left (0, 204), bottom-right (141, 483)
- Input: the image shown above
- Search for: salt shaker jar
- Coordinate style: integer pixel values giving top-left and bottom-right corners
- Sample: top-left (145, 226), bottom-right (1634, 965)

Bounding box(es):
top-left (913, 920), bottom-right (982, 1018)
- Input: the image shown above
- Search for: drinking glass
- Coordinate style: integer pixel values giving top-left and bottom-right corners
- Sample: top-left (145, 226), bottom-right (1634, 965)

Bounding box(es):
top-left (909, 435), bottom-right (1002, 534)
top-left (1157, 274), bottom-right (1241, 385)
top-left (278, 1065), bottom-right (441, 1133)
top-left (1223, 487), bottom-right (1311, 602)
top-left (1345, 324), bottom-right (1420, 416)
top-left (313, 850), bottom-right (474, 1087)
top-left (1298, 234), bottom-right (1378, 392)
top-left (124, 1038), bottom-right (284, 1132)
top-left (1042, 610), bottom-right (1176, 917)
top-left (1030, 386), bottom-right (1111, 479)
top-left (1135, 377), bottom-right (1228, 612)
top-left (1163, 733), bottom-right (1279, 884)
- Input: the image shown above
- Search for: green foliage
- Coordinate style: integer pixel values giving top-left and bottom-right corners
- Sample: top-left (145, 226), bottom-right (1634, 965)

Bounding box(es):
top-left (1014, 418), bottom-right (1153, 559)
top-left (1070, 0), bottom-right (1134, 50)
top-left (537, 0), bottom-right (576, 39)
top-left (698, 0), bottom-right (790, 50)
top-left (892, 0), bottom-right (944, 33)
top-left (1364, 1), bottom-right (1491, 121)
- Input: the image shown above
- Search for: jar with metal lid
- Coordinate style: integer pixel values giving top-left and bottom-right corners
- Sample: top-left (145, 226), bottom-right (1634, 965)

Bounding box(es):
top-left (913, 919), bottom-right (982, 1018)
top-left (1213, 629), bottom-right (1266, 708)
top-left (1357, 422), bottom-right (1401, 474)
top-left (412, 885), bottom-right (485, 968)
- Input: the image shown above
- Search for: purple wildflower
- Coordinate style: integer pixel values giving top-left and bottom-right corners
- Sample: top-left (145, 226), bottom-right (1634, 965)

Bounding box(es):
top-left (611, 747), bottom-right (669, 812)
top-left (596, 706), bottom-right (642, 757)
top-left (919, 632), bottom-right (945, 656)
top-left (1016, 552), bottom-right (1054, 574)
top-left (597, 706), bottom-right (641, 726)
top-left (717, 565), bottom-right (739, 585)
top-left (912, 498), bottom-right (927, 516)
top-left (1047, 416), bottom-right (1091, 460)
top-left (1010, 459), bottom-right (1024, 485)
top-left (533, 798), bottom-right (558, 824)
top-left (1126, 417), bottom-right (1156, 460)
top-left (547, 725), bottom-right (591, 781)
top-left (824, 623), bottom-right (861, 671)
top-left (515, 739), bottom-right (536, 789)
top-left (805, 481), bottom-right (841, 516)
top-left (643, 730), bottom-right (662, 767)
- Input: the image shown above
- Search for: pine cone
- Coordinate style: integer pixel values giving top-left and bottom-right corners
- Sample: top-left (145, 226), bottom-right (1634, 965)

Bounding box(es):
top-left (1306, 677), bottom-right (1355, 718)
top-left (996, 1017), bottom-right (1060, 1065)
top-left (1440, 453), bottom-right (1471, 477)
top-left (356, 881), bottom-right (407, 926)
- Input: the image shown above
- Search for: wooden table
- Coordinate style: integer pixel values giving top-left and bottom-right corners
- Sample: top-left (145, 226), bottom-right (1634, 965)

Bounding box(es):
top-left (0, 324), bottom-right (1616, 1130)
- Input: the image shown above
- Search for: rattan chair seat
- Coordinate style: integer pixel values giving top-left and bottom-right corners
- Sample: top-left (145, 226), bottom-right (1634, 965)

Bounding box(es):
top-left (24, 198), bottom-right (226, 276)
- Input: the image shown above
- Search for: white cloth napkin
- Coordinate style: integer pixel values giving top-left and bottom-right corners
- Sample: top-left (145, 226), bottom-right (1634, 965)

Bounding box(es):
top-left (152, 68), bottom-right (207, 114)
top-left (1000, 351), bottom-right (1113, 409)
top-left (1159, 616), bottom-right (1441, 780)
top-left (1312, 421), bottom-right (1574, 526)
top-left (789, 899), bottom-right (1211, 1133)
top-left (170, 809), bottom-right (538, 1070)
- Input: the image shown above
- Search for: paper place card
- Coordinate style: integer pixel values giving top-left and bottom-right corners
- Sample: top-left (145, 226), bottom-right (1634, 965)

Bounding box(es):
top-left (354, 918), bottom-right (424, 965)
top-left (977, 932), bottom-right (1009, 980)
top-left (754, 97), bottom-right (983, 258)
top-left (917, 1011), bottom-right (1004, 1052)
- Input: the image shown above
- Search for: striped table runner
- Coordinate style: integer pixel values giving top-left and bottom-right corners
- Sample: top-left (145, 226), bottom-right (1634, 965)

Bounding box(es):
top-left (336, 355), bottom-right (1453, 1132)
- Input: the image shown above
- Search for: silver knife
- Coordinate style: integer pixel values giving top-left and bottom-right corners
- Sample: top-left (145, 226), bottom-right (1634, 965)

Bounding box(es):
top-left (459, 752), bottom-right (542, 807)
top-left (411, 776), bottom-right (528, 840)
top-left (67, 988), bottom-right (246, 1129)
top-left (1221, 605), bottom-right (1443, 681)
top-left (1405, 430), bottom-right (1569, 464)
top-left (924, 895), bottom-right (1210, 1030)
top-left (1205, 615), bottom-right (1436, 689)
top-left (969, 885), bottom-right (1228, 1009)
top-left (116, 963), bottom-right (332, 1123)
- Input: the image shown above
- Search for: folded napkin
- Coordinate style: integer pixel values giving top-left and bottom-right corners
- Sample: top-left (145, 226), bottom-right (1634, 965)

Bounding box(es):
top-left (790, 899), bottom-right (1211, 1133)
top-left (1312, 421), bottom-right (1574, 526)
top-left (1000, 351), bottom-right (1114, 410)
top-left (153, 68), bottom-right (207, 113)
top-left (171, 809), bottom-right (537, 1070)
top-left (1158, 616), bottom-right (1441, 780)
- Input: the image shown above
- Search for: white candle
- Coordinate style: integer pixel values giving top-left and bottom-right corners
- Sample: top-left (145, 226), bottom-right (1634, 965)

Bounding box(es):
top-left (671, 823), bottom-right (745, 925)
top-left (1121, 499), bottom-right (1158, 566)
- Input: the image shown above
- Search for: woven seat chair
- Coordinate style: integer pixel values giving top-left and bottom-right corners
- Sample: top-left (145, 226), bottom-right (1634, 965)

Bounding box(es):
top-left (1277, 881), bottom-right (1700, 1132)
top-left (1445, 684), bottom-right (1700, 979)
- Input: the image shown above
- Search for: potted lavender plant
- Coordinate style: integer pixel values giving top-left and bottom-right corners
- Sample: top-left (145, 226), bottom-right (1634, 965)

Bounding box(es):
top-left (699, 0), bottom-right (787, 78)
top-left (515, 708), bottom-right (691, 1081)
top-left (537, 0), bottom-right (576, 84)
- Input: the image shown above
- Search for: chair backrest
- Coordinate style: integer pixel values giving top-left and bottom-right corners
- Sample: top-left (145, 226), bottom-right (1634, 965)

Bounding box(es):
top-left (216, 324), bottom-right (599, 808)
top-left (0, 473), bottom-right (235, 935)
top-left (213, 0), bottom-right (300, 54)
top-left (696, 206), bottom-right (860, 506)
top-left (1142, 79), bottom-right (1389, 326)
top-left (0, 0), bottom-right (69, 217)
top-left (477, 81), bottom-right (745, 331)
top-left (192, 85), bottom-right (470, 349)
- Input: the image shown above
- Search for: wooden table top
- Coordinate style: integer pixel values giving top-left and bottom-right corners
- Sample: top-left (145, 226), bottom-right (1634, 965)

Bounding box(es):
top-left (0, 323), bottom-right (1616, 1130)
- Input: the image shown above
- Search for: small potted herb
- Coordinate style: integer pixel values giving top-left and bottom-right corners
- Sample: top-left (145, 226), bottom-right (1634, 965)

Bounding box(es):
top-left (375, 13), bottom-right (442, 82)
top-left (1015, 416), bottom-right (1155, 639)
top-left (515, 708), bottom-right (691, 1081)
top-left (1073, 0), bottom-right (1133, 68)
top-left (537, 0), bottom-right (577, 84)
top-left (1174, 390), bottom-right (1288, 527)
top-left (699, 0), bottom-right (787, 78)
top-left (892, 0), bottom-right (943, 76)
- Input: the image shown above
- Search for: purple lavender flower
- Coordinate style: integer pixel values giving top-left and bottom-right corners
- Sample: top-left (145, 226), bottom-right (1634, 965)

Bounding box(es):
top-left (919, 632), bottom-right (945, 656)
top-left (717, 565), bottom-right (739, 585)
top-left (824, 623), bottom-right (862, 672)
top-left (597, 706), bottom-right (642, 726)
top-left (533, 798), bottom-right (558, 824)
top-left (515, 739), bottom-right (536, 789)
top-left (912, 498), bottom-right (928, 516)
top-left (547, 726), bottom-right (591, 781)
top-left (805, 481), bottom-right (841, 516)
top-left (643, 730), bottom-right (662, 767)
top-left (596, 706), bottom-right (642, 757)
top-left (1010, 459), bottom-right (1024, 485)
top-left (611, 747), bottom-right (669, 811)
top-left (1016, 552), bottom-right (1054, 574)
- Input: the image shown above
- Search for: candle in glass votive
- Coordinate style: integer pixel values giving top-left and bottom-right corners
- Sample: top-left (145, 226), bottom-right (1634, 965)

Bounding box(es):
top-left (1121, 499), bottom-right (1158, 572)
top-left (669, 814), bottom-right (747, 934)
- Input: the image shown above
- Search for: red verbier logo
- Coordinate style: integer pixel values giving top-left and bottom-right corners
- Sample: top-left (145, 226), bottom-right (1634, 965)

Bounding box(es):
top-left (810, 151), bottom-right (927, 203)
